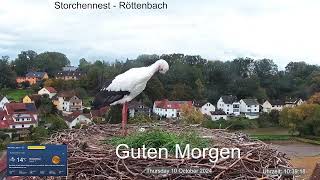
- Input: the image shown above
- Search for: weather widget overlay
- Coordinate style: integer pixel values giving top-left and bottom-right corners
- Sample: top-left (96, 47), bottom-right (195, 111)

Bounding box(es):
top-left (7, 144), bottom-right (67, 176)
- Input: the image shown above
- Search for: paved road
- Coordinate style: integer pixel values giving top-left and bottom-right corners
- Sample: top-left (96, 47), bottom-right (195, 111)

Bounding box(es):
top-left (268, 140), bottom-right (320, 157)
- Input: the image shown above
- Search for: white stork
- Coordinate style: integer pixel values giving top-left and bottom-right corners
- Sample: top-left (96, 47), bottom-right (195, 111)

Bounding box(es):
top-left (92, 59), bottom-right (169, 135)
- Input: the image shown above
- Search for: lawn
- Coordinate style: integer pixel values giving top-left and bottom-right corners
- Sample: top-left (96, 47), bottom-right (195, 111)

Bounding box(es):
top-left (241, 127), bottom-right (292, 135)
top-left (4, 89), bottom-right (33, 102)
top-left (240, 127), bottom-right (320, 143)
top-left (239, 127), bottom-right (294, 141)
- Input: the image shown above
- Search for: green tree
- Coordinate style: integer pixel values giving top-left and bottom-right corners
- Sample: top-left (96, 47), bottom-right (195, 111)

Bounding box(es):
top-left (34, 52), bottom-right (70, 76)
top-left (105, 105), bottom-right (122, 124)
top-left (0, 56), bottom-right (16, 88)
top-left (38, 96), bottom-right (57, 116)
top-left (30, 126), bottom-right (48, 143)
top-left (12, 50), bottom-right (38, 76)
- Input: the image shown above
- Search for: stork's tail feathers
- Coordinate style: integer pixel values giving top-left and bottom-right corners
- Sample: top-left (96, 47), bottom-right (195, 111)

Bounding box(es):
top-left (92, 90), bottom-right (130, 109)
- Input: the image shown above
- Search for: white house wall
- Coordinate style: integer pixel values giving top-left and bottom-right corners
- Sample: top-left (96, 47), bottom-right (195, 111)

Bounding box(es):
top-left (68, 115), bottom-right (92, 129)
top-left (0, 97), bottom-right (9, 110)
top-left (240, 100), bottom-right (259, 113)
top-left (201, 103), bottom-right (215, 116)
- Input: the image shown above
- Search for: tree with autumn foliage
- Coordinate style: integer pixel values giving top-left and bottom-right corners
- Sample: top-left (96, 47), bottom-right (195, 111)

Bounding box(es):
top-left (308, 92), bottom-right (320, 104)
top-left (180, 104), bottom-right (204, 124)
top-left (280, 103), bottom-right (320, 136)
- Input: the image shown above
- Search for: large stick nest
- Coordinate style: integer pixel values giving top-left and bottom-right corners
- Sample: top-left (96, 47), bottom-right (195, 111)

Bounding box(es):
top-left (24, 123), bottom-right (293, 180)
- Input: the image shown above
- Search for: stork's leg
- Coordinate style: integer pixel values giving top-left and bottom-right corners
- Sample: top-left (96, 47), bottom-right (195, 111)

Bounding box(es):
top-left (122, 102), bottom-right (128, 136)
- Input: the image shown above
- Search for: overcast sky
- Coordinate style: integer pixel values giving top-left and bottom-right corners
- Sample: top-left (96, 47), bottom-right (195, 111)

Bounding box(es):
top-left (0, 0), bottom-right (319, 68)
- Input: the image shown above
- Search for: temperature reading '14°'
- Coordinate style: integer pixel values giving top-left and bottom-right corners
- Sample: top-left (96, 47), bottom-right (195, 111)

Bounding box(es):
top-left (16, 157), bottom-right (27, 163)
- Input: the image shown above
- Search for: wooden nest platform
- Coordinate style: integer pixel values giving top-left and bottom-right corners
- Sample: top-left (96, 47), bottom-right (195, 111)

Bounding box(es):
top-left (24, 123), bottom-right (293, 180)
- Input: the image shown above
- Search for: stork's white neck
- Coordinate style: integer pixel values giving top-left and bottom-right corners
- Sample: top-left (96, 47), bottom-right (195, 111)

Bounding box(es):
top-left (150, 62), bottom-right (161, 73)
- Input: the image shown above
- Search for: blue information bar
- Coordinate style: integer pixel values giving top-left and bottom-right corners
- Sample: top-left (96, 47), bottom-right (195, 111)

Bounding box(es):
top-left (7, 144), bottom-right (67, 176)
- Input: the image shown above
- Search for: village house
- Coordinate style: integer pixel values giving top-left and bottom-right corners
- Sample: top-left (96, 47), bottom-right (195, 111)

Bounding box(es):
top-left (193, 101), bottom-right (216, 116)
top-left (285, 98), bottom-right (304, 108)
top-left (217, 95), bottom-right (240, 116)
top-left (55, 67), bottom-right (84, 80)
top-left (53, 92), bottom-right (83, 113)
top-left (262, 100), bottom-right (285, 113)
top-left (38, 87), bottom-right (57, 98)
top-left (16, 71), bottom-right (48, 85)
top-left (210, 109), bottom-right (227, 121)
top-left (62, 66), bottom-right (78, 71)
top-left (0, 96), bottom-right (9, 110)
top-left (64, 111), bottom-right (92, 129)
top-left (0, 103), bottom-right (38, 129)
top-left (128, 101), bottom-right (151, 118)
top-left (153, 99), bottom-right (193, 118)
top-left (22, 94), bottom-right (42, 104)
top-left (239, 99), bottom-right (260, 119)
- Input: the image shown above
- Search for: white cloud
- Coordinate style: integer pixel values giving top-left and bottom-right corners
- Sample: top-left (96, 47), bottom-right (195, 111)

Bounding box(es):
top-left (0, 0), bottom-right (320, 68)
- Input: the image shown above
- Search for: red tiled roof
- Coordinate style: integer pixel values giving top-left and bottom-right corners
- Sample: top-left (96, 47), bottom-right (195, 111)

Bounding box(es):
top-left (154, 99), bottom-right (193, 109)
top-left (64, 111), bottom-right (91, 122)
top-left (2, 103), bottom-right (38, 128)
top-left (0, 111), bottom-right (6, 120)
top-left (4, 113), bottom-right (37, 126)
top-left (0, 120), bottom-right (9, 129)
top-left (5, 103), bottom-right (27, 114)
top-left (5, 103), bottom-right (38, 114)
top-left (45, 87), bottom-right (57, 93)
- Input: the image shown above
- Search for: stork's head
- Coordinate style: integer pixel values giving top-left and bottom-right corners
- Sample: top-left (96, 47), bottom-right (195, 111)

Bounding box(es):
top-left (156, 59), bottom-right (169, 74)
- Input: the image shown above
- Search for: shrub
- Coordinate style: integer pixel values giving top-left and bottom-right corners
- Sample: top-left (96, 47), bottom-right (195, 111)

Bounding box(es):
top-left (180, 104), bottom-right (204, 124)
top-left (202, 118), bottom-right (257, 130)
top-left (129, 113), bottom-right (154, 124)
top-left (30, 126), bottom-right (49, 143)
top-left (256, 111), bottom-right (280, 128)
top-left (228, 118), bottom-right (258, 130)
top-left (105, 105), bottom-right (122, 124)
top-left (42, 115), bottom-right (68, 133)
top-left (202, 119), bottom-right (230, 129)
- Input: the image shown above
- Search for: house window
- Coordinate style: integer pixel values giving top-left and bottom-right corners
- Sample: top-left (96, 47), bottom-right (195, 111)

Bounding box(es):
top-left (12, 125), bottom-right (15, 128)
top-left (22, 124), bottom-right (24, 128)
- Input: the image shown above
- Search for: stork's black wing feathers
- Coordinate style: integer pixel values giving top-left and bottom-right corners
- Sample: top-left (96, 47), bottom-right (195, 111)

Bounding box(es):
top-left (92, 80), bottom-right (130, 109)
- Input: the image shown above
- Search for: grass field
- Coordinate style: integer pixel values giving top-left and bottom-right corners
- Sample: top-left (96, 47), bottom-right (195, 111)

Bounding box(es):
top-left (241, 127), bottom-right (291, 135)
top-left (4, 89), bottom-right (33, 102)
top-left (240, 127), bottom-right (320, 144)
top-left (240, 127), bottom-right (296, 141)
